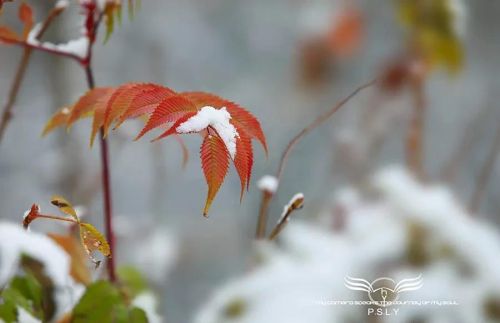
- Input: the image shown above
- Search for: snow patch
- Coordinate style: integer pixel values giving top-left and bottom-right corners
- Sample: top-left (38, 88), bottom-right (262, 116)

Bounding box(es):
top-left (27, 24), bottom-right (89, 59)
top-left (132, 292), bottom-right (162, 323)
top-left (55, 0), bottom-right (69, 10)
top-left (279, 193), bottom-right (304, 222)
top-left (257, 175), bottom-right (279, 193)
top-left (176, 106), bottom-right (239, 159)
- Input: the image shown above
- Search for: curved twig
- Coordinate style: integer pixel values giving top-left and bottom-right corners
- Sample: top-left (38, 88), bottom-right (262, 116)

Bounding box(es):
top-left (255, 78), bottom-right (377, 239)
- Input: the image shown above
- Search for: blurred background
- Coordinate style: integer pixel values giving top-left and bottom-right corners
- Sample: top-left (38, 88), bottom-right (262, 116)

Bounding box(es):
top-left (0, 0), bottom-right (499, 322)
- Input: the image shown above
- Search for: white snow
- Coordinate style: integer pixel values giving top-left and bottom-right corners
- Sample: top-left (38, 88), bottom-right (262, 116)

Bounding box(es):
top-left (26, 24), bottom-right (89, 59)
top-left (17, 307), bottom-right (41, 323)
top-left (196, 166), bottom-right (500, 323)
top-left (55, 0), bottom-right (69, 10)
top-left (279, 192), bottom-right (304, 222)
top-left (176, 106), bottom-right (239, 159)
top-left (132, 292), bottom-right (162, 323)
top-left (0, 222), bottom-right (84, 320)
top-left (257, 175), bottom-right (279, 194)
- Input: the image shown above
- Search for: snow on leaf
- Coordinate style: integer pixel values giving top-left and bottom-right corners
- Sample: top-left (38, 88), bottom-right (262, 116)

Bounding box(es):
top-left (182, 92), bottom-right (268, 154)
top-left (149, 111), bottom-right (197, 142)
top-left (176, 106), bottom-right (239, 160)
top-left (79, 222), bottom-right (111, 267)
top-left (201, 134), bottom-right (230, 216)
top-left (43, 83), bottom-right (267, 216)
top-left (50, 195), bottom-right (78, 222)
top-left (135, 94), bottom-right (197, 140)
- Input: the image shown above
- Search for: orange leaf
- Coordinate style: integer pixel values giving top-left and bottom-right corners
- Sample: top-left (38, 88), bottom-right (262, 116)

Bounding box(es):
top-left (66, 87), bottom-right (114, 129)
top-left (201, 133), bottom-right (230, 216)
top-left (232, 122), bottom-right (253, 200)
top-left (19, 2), bottom-right (33, 39)
top-left (327, 7), bottom-right (363, 57)
top-left (182, 91), bottom-right (267, 154)
top-left (113, 85), bottom-right (176, 130)
top-left (135, 95), bottom-right (197, 140)
top-left (48, 233), bottom-right (92, 285)
top-left (90, 91), bottom-right (115, 146)
top-left (150, 111), bottom-right (197, 142)
top-left (42, 107), bottom-right (70, 136)
top-left (0, 26), bottom-right (21, 43)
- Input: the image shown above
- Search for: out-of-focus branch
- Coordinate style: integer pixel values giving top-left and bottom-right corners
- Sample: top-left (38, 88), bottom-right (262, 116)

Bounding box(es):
top-left (405, 78), bottom-right (426, 180)
top-left (255, 79), bottom-right (376, 239)
top-left (469, 122), bottom-right (500, 214)
top-left (440, 103), bottom-right (495, 184)
top-left (0, 6), bottom-right (65, 144)
top-left (275, 78), bottom-right (377, 181)
top-left (268, 193), bottom-right (304, 240)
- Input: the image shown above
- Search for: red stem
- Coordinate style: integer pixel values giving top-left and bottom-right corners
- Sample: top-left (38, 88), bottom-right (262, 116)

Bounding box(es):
top-left (85, 65), bottom-right (116, 282)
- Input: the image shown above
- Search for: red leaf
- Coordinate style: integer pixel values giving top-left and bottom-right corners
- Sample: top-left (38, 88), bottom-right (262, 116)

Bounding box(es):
top-left (232, 122), bottom-right (253, 200)
top-left (67, 87), bottom-right (114, 129)
top-left (182, 91), bottom-right (267, 154)
top-left (201, 134), bottom-right (230, 216)
top-left (135, 95), bottom-right (197, 140)
top-left (90, 91), bottom-right (115, 146)
top-left (19, 2), bottom-right (33, 39)
top-left (113, 86), bottom-right (176, 129)
top-left (103, 83), bottom-right (172, 136)
top-left (149, 111), bottom-right (197, 142)
top-left (0, 26), bottom-right (21, 43)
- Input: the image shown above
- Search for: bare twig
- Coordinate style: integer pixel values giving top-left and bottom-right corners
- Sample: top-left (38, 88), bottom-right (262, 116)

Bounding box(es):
top-left (255, 192), bottom-right (272, 239)
top-left (268, 193), bottom-right (304, 240)
top-left (469, 122), bottom-right (500, 214)
top-left (275, 79), bottom-right (377, 180)
top-left (255, 79), bottom-right (376, 239)
top-left (0, 6), bottom-right (65, 144)
top-left (440, 103), bottom-right (496, 184)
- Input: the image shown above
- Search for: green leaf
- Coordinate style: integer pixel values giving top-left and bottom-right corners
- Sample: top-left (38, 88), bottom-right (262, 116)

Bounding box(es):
top-left (117, 266), bottom-right (147, 298)
top-left (72, 281), bottom-right (123, 323)
top-left (0, 300), bottom-right (17, 323)
top-left (129, 307), bottom-right (148, 323)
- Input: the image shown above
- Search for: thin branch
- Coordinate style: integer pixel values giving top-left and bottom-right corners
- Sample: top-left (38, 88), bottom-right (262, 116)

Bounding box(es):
top-left (84, 64), bottom-right (116, 282)
top-left (469, 122), bottom-right (500, 214)
top-left (255, 78), bottom-right (376, 240)
top-left (255, 192), bottom-right (272, 239)
top-left (268, 193), bottom-right (304, 240)
top-left (405, 79), bottom-right (426, 180)
top-left (440, 102), bottom-right (496, 184)
top-left (37, 214), bottom-right (79, 224)
top-left (275, 78), bottom-right (377, 180)
top-left (0, 7), bottom-right (65, 144)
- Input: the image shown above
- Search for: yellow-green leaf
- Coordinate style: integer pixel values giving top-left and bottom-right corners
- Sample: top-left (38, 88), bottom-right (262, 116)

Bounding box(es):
top-left (50, 195), bottom-right (78, 222)
top-left (79, 223), bottom-right (111, 267)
